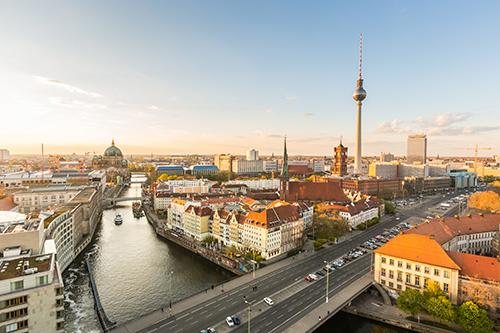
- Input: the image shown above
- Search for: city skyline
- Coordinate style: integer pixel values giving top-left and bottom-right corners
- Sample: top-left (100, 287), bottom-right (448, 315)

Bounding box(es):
top-left (1, 1), bottom-right (499, 157)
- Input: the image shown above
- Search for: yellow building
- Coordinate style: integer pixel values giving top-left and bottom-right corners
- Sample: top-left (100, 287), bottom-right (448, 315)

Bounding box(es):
top-left (373, 234), bottom-right (461, 304)
top-left (184, 206), bottom-right (211, 241)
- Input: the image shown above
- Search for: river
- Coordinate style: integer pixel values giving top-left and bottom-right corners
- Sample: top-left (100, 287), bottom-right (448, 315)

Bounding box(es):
top-left (63, 182), bottom-right (408, 333)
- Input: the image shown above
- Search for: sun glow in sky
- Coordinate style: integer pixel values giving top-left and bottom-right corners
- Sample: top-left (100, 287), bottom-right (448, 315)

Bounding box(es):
top-left (1, 1), bottom-right (499, 157)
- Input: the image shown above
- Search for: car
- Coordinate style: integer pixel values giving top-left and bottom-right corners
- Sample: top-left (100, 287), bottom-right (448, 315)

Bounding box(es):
top-left (305, 276), bottom-right (312, 281)
top-left (396, 217), bottom-right (400, 220)
top-left (309, 274), bottom-right (318, 280)
top-left (264, 297), bottom-right (274, 306)
top-left (226, 316), bottom-right (234, 327)
top-left (231, 315), bottom-right (240, 325)
top-left (207, 328), bottom-right (216, 333)
top-left (200, 330), bottom-right (208, 333)
top-left (316, 270), bottom-right (325, 276)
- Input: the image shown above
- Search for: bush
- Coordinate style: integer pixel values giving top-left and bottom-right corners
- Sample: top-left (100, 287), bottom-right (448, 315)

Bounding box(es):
top-left (255, 255), bottom-right (263, 261)
top-left (328, 236), bottom-right (336, 241)
top-left (287, 249), bottom-right (302, 257)
top-left (313, 240), bottom-right (322, 248)
top-left (317, 239), bottom-right (328, 245)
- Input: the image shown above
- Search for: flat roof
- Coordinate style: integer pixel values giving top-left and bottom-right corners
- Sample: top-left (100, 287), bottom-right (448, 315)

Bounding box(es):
top-left (0, 254), bottom-right (53, 281)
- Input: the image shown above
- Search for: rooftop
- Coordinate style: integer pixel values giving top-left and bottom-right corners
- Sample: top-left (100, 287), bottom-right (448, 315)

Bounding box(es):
top-left (0, 253), bottom-right (53, 281)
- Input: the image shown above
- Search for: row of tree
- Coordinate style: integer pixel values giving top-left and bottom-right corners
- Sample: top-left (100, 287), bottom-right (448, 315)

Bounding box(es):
top-left (397, 281), bottom-right (495, 333)
top-left (468, 190), bottom-right (500, 213)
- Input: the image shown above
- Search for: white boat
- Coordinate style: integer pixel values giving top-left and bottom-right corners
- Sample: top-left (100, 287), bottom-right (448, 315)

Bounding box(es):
top-left (114, 214), bottom-right (123, 225)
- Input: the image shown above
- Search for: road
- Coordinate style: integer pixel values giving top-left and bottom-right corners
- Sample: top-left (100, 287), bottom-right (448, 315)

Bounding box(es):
top-left (138, 191), bottom-right (476, 333)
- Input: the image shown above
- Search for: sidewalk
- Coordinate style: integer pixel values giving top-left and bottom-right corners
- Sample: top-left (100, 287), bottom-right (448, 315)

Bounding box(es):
top-left (111, 230), bottom-right (361, 332)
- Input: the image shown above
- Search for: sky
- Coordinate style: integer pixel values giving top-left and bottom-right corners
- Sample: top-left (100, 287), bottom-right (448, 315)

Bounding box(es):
top-left (1, 1), bottom-right (499, 158)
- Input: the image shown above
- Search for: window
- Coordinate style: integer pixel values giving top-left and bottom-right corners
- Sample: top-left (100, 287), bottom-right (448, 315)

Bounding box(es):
top-left (415, 265), bottom-right (420, 272)
top-left (389, 259), bottom-right (394, 266)
top-left (415, 276), bottom-right (420, 286)
top-left (444, 283), bottom-right (449, 292)
top-left (397, 272), bottom-right (402, 282)
top-left (5, 323), bottom-right (18, 333)
top-left (381, 268), bottom-right (386, 277)
top-left (381, 257), bottom-right (386, 263)
top-left (398, 261), bottom-right (402, 268)
top-left (56, 310), bottom-right (64, 319)
top-left (0, 296), bottom-right (27, 309)
top-left (10, 281), bottom-right (23, 292)
top-left (434, 269), bottom-right (439, 276)
top-left (424, 279), bottom-right (428, 288)
top-left (56, 299), bottom-right (63, 307)
top-left (406, 274), bottom-right (411, 284)
top-left (389, 282), bottom-right (394, 288)
top-left (406, 263), bottom-right (411, 270)
top-left (397, 284), bottom-right (402, 290)
top-left (444, 271), bottom-right (449, 278)
top-left (57, 322), bottom-right (64, 330)
top-left (5, 307), bottom-right (28, 320)
top-left (37, 275), bottom-right (48, 286)
top-left (56, 287), bottom-right (63, 296)
top-left (389, 270), bottom-right (394, 279)
top-left (381, 279), bottom-right (385, 285)
top-left (424, 267), bottom-right (430, 274)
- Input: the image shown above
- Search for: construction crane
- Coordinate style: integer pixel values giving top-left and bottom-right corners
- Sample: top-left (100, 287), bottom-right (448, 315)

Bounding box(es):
top-left (445, 145), bottom-right (492, 173)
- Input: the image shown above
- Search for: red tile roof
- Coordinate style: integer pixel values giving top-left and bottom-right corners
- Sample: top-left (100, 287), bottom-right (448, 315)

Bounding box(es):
top-left (245, 205), bottom-right (301, 229)
top-left (446, 251), bottom-right (500, 283)
top-left (404, 214), bottom-right (500, 245)
top-left (374, 234), bottom-right (461, 270)
top-left (0, 196), bottom-right (17, 211)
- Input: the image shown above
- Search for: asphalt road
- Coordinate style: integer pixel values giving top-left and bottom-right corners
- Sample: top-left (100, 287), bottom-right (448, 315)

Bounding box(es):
top-left (138, 190), bottom-right (479, 333)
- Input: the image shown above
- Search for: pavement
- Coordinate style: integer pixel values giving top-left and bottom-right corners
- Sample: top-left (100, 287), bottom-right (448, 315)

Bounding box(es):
top-left (111, 227), bottom-right (361, 333)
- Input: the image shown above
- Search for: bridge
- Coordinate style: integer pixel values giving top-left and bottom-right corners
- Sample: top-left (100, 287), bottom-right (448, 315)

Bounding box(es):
top-left (110, 193), bottom-right (459, 333)
top-left (104, 196), bottom-right (149, 204)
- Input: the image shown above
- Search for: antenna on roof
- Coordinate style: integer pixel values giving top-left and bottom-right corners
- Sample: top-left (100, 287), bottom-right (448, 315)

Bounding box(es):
top-left (359, 34), bottom-right (363, 80)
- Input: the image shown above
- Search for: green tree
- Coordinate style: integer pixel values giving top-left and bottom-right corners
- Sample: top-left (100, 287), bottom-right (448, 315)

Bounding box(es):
top-left (397, 288), bottom-right (425, 318)
top-left (382, 199), bottom-right (395, 214)
top-left (423, 280), bottom-right (446, 301)
top-left (426, 296), bottom-right (455, 324)
top-left (203, 235), bottom-right (215, 244)
top-left (456, 301), bottom-right (494, 333)
top-left (226, 245), bottom-right (237, 254)
top-left (157, 174), bottom-right (169, 181)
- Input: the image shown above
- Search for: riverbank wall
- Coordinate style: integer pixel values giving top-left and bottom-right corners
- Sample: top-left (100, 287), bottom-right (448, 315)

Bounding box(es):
top-left (143, 204), bottom-right (246, 276)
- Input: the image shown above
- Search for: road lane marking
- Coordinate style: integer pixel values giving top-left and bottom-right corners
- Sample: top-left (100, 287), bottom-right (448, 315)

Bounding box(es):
top-left (205, 301), bottom-right (216, 307)
top-left (191, 307), bottom-right (202, 313)
top-left (200, 310), bottom-right (207, 315)
top-left (219, 295), bottom-right (228, 300)
top-left (147, 328), bottom-right (157, 333)
top-left (160, 322), bottom-right (171, 328)
top-left (177, 313), bottom-right (189, 320)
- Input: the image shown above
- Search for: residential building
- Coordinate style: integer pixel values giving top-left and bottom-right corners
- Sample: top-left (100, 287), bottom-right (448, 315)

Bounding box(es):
top-left (43, 211), bottom-right (74, 272)
top-left (247, 149), bottom-right (259, 161)
top-left (380, 152), bottom-right (394, 162)
top-left (369, 162), bottom-right (399, 178)
top-left (227, 179), bottom-right (280, 190)
top-left (213, 154), bottom-right (234, 173)
top-left (0, 196), bottom-right (18, 213)
top-left (168, 198), bottom-right (199, 233)
top-left (0, 149), bottom-right (10, 160)
top-left (233, 160), bottom-right (264, 174)
top-left (0, 251), bottom-right (64, 332)
top-left (407, 134), bottom-right (427, 164)
top-left (325, 196), bottom-right (384, 230)
top-left (184, 206), bottom-right (212, 241)
top-left (0, 218), bottom-right (45, 255)
top-left (13, 185), bottom-right (82, 214)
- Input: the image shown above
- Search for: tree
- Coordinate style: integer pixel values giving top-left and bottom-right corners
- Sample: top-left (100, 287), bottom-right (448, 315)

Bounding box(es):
top-left (312, 205), bottom-right (350, 238)
top-left (381, 199), bottom-right (395, 214)
top-left (226, 245), bottom-right (237, 254)
top-left (203, 235), bottom-right (215, 244)
top-left (397, 288), bottom-right (425, 318)
top-left (456, 301), bottom-right (494, 333)
top-left (426, 296), bottom-right (455, 324)
top-left (459, 276), bottom-right (498, 309)
top-left (157, 174), bottom-right (169, 181)
top-left (423, 280), bottom-right (446, 301)
top-left (468, 191), bottom-right (500, 213)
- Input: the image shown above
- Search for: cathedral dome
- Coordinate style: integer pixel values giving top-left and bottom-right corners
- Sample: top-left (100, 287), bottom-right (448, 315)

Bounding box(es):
top-left (104, 140), bottom-right (123, 157)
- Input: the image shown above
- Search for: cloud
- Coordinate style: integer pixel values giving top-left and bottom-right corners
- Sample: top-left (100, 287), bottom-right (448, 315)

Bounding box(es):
top-left (412, 112), bottom-right (470, 127)
top-left (265, 109), bottom-right (275, 115)
top-left (426, 125), bottom-right (499, 136)
top-left (50, 97), bottom-right (106, 109)
top-left (300, 113), bottom-right (313, 117)
top-left (286, 96), bottom-right (297, 100)
top-left (149, 105), bottom-right (160, 110)
top-left (253, 130), bottom-right (281, 139)
top-left (375, 119), bottom-right (404, 133)
top-left (35, 76), bottom-right (102, 97)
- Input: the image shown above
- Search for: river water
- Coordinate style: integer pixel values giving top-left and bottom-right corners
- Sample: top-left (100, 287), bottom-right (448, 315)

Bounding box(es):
top-left (63, 182), bottom-right (408, 333)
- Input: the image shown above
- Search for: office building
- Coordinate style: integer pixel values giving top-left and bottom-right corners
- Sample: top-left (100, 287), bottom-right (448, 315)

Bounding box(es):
top-left (0, 149), bottom-right (10, 160)
top-left (380, 152), bottom-right (394, 162)
top-left (407, 134), bottom-right (427, 164)
top-left (246, 149), bottom-right (259, 161)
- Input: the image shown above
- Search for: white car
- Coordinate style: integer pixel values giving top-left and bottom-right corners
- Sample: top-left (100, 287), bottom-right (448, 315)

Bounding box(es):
top-left (264, 297), bottom-right (274, 306)
top-left (226, 316), bottom-right (234, 327)
top-left (309, 274), bottom-right (318, 280)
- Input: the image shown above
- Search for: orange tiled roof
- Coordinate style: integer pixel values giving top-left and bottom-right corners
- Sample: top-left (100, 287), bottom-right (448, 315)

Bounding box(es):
top-left (186, 206), bottom-right (212, 217)
top-left (245, 205), bottom-right (301, 229)
top-left (373, 234), bottom-right (461, 270)
top-left (241, 197), bottom-right (258, 207)
top-left (0, 196), bottom-right (17, 211)
top-left (404, 214), bottom-right (500, 245)
top-left (446, 251), bottom-right (500, 283)
top-left (266, 200), bottom-right (290, 209)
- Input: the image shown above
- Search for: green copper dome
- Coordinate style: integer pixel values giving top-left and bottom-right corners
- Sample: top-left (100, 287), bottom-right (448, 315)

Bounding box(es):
top-left (104, 140), bottom-right (123, 157)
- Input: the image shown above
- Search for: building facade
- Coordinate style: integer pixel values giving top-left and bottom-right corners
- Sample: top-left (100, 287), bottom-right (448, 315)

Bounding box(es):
top-left (407, 134), bottom-right (427, 164)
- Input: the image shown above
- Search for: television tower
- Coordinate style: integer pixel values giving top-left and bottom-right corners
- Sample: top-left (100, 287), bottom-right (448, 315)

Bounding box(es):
top-left (353, 34), bottom-right (366, 174)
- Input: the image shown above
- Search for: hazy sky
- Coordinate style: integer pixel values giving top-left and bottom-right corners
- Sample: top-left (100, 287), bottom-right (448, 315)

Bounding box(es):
top-left (1, 1), bottom-right (499, 157)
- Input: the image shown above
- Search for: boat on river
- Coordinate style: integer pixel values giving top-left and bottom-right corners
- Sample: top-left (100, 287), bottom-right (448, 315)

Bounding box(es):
top-left (132, 201), bottom-right (143, 218)
top-left (114, 214), bottom-right (123, 225)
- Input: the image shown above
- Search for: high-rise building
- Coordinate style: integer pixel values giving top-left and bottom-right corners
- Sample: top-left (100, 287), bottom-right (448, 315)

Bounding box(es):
top-left (380, 152), bottom-right (394, 162)
top-left (0, 149), bottom-right (10, 160)
top-left (407, 134), bottom-right (427, 164)
top-left (353, 34), bottom-right (366, 174)
top-left (246, 149), bottom-right (259, 161)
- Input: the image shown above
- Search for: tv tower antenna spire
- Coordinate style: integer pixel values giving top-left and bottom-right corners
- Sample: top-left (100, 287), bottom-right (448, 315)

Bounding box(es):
top-left (352, 33), bottom-right (367, 175)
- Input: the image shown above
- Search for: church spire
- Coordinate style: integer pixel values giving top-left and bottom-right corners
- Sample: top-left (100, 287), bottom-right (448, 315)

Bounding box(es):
top-left (111, 138), bottom-right (115, 146)
top-left (280, 135), bottom-right (289, 178)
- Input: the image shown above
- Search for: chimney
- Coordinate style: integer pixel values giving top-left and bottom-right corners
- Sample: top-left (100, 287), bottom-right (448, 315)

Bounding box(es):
top-left (430, 234), bottom-right (435, 240)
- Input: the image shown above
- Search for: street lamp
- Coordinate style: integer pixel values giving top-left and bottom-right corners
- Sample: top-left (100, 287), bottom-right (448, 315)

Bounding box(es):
top-left (169, 271), bottom-right (173, 315)
top-left (244, 300), bottom-right (252, 333)
top-left (323, 261), bottom-right (329, 303)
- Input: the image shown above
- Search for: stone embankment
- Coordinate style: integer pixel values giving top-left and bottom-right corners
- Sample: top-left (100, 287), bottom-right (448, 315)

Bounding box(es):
top-left (143, 204), bottom-right (246, 276)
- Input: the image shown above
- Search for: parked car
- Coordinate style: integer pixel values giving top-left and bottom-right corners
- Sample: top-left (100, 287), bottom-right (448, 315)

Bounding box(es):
top-left (226, 316), bottom-right (234, 327)
top-left (305, 276), bottom-right (312, 282)
top-left (264, 297), bottom-right (274, 306)
top-left (207, 328), bottom-right (216, 333)
top-left (309, 274), bottom-right (318, 280)
top-left (231, 315), bottom-right (240, 325)
top-left (316, 270), bottom-right (325, 276)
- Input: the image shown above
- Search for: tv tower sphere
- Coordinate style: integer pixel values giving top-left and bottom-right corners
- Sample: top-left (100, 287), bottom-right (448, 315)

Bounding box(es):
top-left (353, 79), bottom-right (366, 101)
